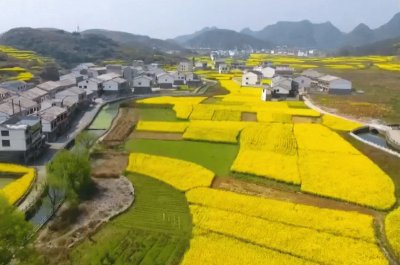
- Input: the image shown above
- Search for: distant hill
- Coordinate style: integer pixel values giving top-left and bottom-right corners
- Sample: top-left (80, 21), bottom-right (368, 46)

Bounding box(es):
top-left (338, 37), bottom-right (400, 56)
top-left (82, 29), bottom-right (186, 52)
top-left (172, 27), bottom-right (218, 45)
top-left (0, 28), bottom-right (183, 68)
top-left (240, 12), bottom-right (400, 50)
top-left (241, 20), bottom-right (344, 49)
top-left (177, 28), bottom-right (273, 50)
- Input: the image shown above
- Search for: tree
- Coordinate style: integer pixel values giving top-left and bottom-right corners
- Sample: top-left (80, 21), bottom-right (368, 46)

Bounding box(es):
top-left (75, 131), bottom-right (98, 150)
top-left (0, 196), bottom-right (42, 265)
top-left (39, 63), bottom-right (60, 81)
top-left (46, 148), bottom-right (92, 206)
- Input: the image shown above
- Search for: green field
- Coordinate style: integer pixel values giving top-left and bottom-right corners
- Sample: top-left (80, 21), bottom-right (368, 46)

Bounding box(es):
top-left (125, 139), bottom-right (239, 176)
top-left (71, 173), bottom-right (192, 265)
top-left (138, 107), bottom-right (181, 122)
top-left (0, 177), bottom-right (14, 188)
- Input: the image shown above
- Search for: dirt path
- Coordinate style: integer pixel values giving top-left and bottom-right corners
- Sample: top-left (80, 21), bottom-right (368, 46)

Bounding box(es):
top-left (213, 177), bottom-right (381, 217)
top-left (130, 131), bottom-right (183, 141)
top-left (241, 112), bottom-right (257, 122)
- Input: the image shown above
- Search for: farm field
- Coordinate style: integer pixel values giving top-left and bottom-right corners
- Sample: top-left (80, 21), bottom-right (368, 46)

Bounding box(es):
top-left (74, 55), bottom-right (400, 265)
top-left (125, 139), bottom-right (238, 176)
top-left (0, 45), bottom-right (51, 82)
top-left (70, 173), bottom-right (192, 265)
top-left (0, 163), bottom-right (35, 204)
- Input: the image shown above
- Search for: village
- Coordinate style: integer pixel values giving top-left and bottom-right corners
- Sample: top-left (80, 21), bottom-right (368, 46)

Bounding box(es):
top-left (0, 53), bottom-right (358, 164)
top-left (0, 60), bottom-right (206, 163)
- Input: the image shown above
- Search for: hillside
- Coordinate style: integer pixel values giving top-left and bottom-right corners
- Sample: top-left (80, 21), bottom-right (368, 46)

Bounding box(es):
top-left (82, 29), bottom-right (186, 53)
top-left (178, 29), bottom-right (273, 50)
top-left (0, 28), bottom-right (184, 68)
top-left (172, 27), bottom-right (218, 45)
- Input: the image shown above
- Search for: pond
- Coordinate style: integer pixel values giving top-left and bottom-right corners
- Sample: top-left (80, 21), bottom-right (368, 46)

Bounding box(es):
top-left (88, 101), bottom-right (121, 130)
top-left (355, 132), bottom-right (390, 149)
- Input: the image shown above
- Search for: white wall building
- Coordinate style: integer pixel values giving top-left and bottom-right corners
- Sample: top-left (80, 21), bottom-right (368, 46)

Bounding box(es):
top-left (242, 71), bottom-right (262, 87)
top-left (317, 75), bottom-right (352, 94)
top-left (254, 66), bottom-right (276, 79)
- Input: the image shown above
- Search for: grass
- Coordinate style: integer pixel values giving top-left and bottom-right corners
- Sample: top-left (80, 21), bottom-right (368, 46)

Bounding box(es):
top-left (0, 177), bottom-right (15, 188)
top-left (340, 133), bottom-right (400, 208)
top-left (310, 68), bottom-right (400, 123)
top-left (138, 107), bottom-right (181, 122)
top-left (70, 173), bottom-right (192, 265)
top-left (124, 139), bottom-right (239, 176)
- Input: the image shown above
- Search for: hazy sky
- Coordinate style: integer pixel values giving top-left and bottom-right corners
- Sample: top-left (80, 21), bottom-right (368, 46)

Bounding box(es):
top-left (0, 0), bottom-right (399, 39)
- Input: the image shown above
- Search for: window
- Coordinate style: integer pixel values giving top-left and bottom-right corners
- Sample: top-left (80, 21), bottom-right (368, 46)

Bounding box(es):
top-left (138, 82), bottom-right (142, 85)
top-left (2, 140), bottom-right (10, 147)
top-left (1, 131), bottom-right (9, 137)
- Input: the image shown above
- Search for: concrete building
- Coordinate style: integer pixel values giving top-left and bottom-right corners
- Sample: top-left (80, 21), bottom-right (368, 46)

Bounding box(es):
top-left (60, 73), bottom-right (85, 83)
top-left (0, 116), bottom-right (45, 162)
top-left (254, 66), bottom-right (276, 79)
top-left (55, 87), bottom-right (87, 108)
top-left (317, 75), bottom-right (352, 94)
top-left (178, 62), bottom-right (193, 72)
top-left (0, 88), bottom-right (15, 101)
top-left (275, 65), bottom-right (294, 77)
top-left (242, 71), bottom-right (263, 86)
top-left (78, 78), bottom-right (103, 94)
top-left (0, 96), bottom-right (40, 116)
top-left (133, 76), bottom-right (153, 93)
top-left (218, 64), bottom-right (230, 74)
top-left (20, 87), bottom-right (50, 103)
top-left (39, 106), bottom-right (69, 142)
top-left (103, 78), bottom-right (129, 92)
top-left (88, 67), bottom-right (107, 77)
top-left (294, 76), bottom-right (312, 92)
top-left (0, 81), bottom-right (28, 93)
top-left (156, 73), bottom-right (175, 88)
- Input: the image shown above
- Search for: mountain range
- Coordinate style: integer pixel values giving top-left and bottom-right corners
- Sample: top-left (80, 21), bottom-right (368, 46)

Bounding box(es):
top-left (172, 12), bottom-right (400, 52)
top-left (1, 12), bottom-right (400, 66)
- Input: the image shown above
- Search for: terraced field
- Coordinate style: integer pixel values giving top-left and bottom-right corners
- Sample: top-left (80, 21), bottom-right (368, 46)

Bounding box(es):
top-left (70, 173), bottom-right (192, 265)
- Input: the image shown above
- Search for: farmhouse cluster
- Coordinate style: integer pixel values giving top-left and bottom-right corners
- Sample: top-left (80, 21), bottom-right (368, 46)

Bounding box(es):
top-left (0, 60), bottom-right (202, 162)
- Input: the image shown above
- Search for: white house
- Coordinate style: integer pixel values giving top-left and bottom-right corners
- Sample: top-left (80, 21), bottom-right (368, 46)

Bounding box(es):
top-left (218, 64), bottom-right (230, 74)
top-left (317, 75), bottom-right (352, 94)
top-left (254, 66), bottom-right (276, 79)
top-left (178, 62), bottom-right (193, 72)
top-left (294, 76), bottom-right (312, 91)
top-left (78, 78), bottom-right (103, 95)
top-left (0, 116), bottom-right (45, 162)
top-left (242, 71), bottom-right (262, 87)
top-left (133, 76), bottom-right (153, 88)
top-left (156, 73), bottom-right (175, 88)
top-left (103, 78), bottom-right (128, 92)
top-left (39, 106), bottom-right (69, 142)
top-left (88, 67), bottom-right (107, 77)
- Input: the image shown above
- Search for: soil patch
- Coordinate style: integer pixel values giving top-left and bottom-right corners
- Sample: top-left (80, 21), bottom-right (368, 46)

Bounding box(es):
top-left (91, 152), bottom-right (129, 179)
top-left (102, 107), bottom-right (139, 147)
top-left (241, 112), bottom-right (257, 122)
top-left (130, 131), bottom-right (183, 141)
top-left (213, 177), bottom-right (380, 217)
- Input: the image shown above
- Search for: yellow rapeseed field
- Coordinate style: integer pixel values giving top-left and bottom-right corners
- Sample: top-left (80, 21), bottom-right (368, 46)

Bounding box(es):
top-left (136, 96), bottom-right (206, 106)
top-left (385, 208), bottom-right (400, 258)
top-left (183, 121), bottom-right (253, 143)
top-left (231, 124), bottom-right (301, 184)
top-left (126, 153), bottom-right (214, 191)
top-left (298, 150), bottom-right (396, 209)
top-left (135, 121), bottom-right (189, 133)
top-left (189, 205), bottom-right (387, 265)
top-left (181, 229), bottom-right (318, 265)
top-left (0, 164), bottom-right (35, 204)
top-left (322, 114), bottom-right (363, 131)
top-left (186, 188), bottom-right (376, 242)
top-left (173, 104), bottom-right (193, 119)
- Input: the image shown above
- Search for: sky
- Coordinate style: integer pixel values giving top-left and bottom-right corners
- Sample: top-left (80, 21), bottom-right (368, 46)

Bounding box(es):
top-left (0, 0), bottom-right (399, 39)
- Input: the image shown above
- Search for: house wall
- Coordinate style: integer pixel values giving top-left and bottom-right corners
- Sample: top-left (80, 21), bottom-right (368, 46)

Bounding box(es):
top-left (103, 80), bottom-right (120, 91)
top-left (242, 73), bottom-right (260, 86)
top-left (133, 78), bottom-right (151, 88)
top-left (0, 129), bottom-right (27, 151)
top-left (329, 79), bottom-right (352, 90)
top-left (78, 80), bottom-right (101, 91)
